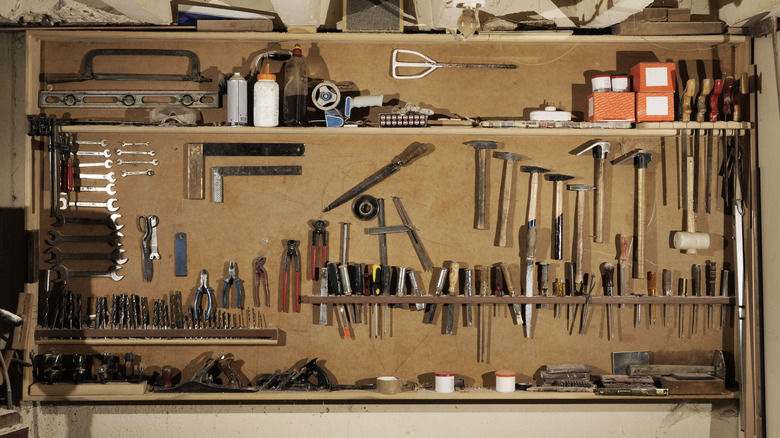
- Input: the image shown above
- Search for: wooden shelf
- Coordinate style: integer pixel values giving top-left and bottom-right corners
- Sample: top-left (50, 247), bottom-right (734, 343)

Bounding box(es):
top-left (302, 295), bottom-right (734, 305)
top-left (34, 328), bottom-right (280, 345)
top-left (25, 384), bottom-right (739, 403)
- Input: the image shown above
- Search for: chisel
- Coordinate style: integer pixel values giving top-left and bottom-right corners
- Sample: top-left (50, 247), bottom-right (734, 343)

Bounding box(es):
top-left (603, 263), bottom-right (615, 340)
top-left (407, 269), bottom-right (425, 311)
top-left (423, 267), bottom-right (448, 324)
top-left (328, 262), bottom-right (351, 338)
top-left (445, 261), bottom-right (459, 335)
top-left (692, 264), bottom-right (701, 334)
top-left (476, 265), bottom-right (490, 363)
top-left (618, 235), bottom-right (628, 308)
top-left (679, 278), bottom-right (687, 338)
top-left (464, 269), bottom-right (474, 327)
top-left (494, 266), bottom-right (504, 317)
top-left (536, 262), bottom-right (550, 310)
top-left (500, 263), bottom-right (523, 326)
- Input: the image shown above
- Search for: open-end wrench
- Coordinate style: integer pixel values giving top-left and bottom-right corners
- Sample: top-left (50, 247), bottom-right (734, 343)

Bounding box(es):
top-left (45, 247), bottom-right (128, 264)
top-left (46, 230), bottom-right (124, 247)
top-left (116, 149), bottom-right (155, 156)
top-left (76, 171), bottom-right (116, 183)
top-left (53, 212), bottom-right (123, 230)
top-left (121, 141), bottom-right (149, 147)
top-left (75, 139), bottom-right (108, 147)
top-left (75, 183), bottom-right (116, 196)
top-left (149, 215), bottom-right (160, 259)
top-left (76, 149), bottom-right (111, 158)
top-left (51, 264), bottom-right (123, 282)
top-left (77, 159), bottom-right (112, 168)
top-left (59, 197), bottom-right (119, 212)
top-left (121, 169), bottom-right (154, 177)
top-left (116, 159), bottom-right (158, 166)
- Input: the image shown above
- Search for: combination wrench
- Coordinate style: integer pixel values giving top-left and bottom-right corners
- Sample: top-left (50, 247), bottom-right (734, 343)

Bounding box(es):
top-left (76, 149), bottom-right (111, 158)
top-left (121, 169), bottom-right (154, 177)
top-left (51, 264), bottom-right (124, 282)
top-left (116, 159), bottom-right (159, 166)
top-left (45, 247), bottom-right (128, 265)
top-left (75, 139), bottom-right (108, 147)
top-left (116, 149), bottom-right (155, 156)
top-left (77, 159), bottom-right (112, 168)
top-left (59, 197), bottom-right (119, 212)
top-left (46, 230), bottom-right (124, 247)
top-left (76, 171), bottom-right (116, 183)
top-left (75, 183), bottom-right (116, 195)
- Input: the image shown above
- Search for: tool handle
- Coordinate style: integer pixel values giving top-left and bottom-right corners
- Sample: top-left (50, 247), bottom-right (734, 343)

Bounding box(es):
top-left (497, 160), bottom-right (514, 247)
top-left (494, 266), bottom-right (504, 297)
top-left (526, 223), bottom-right (538, 260)
top-left (294, 272), bottom-right (300, 312)
top-left (594, 159), bottom-right (605, 243)
top-left (709, 79), bottom-right (723, 122)
top-left (692, 264), bottom-right (702, 296)
top-left (647, 271), bottom-right (656, 296)
top-left (697, 79), bottom-right (713, 122)
top-left (663, 269), bottom-right (672, 297)
top-left (685, 155), bottom-right (696, 255)
top-left (448, 262), bottom-right (459, 296)
top-left (476, 266), bottom-right (490, 296)
top-left (475, 149), bottom-right (489, 230)
top-left (500, 263), bottom-right (514, 295)
top-left (553, 182), bottom-right (564, 259)
top-left (721, 76), bottom-right (734, 121)
top-left (635, 168), bottom-right (646, 278)
top-left (706, 261), bottom-right (717, 295)
top-left (681, 79), bottom-right (697, 122)
top-left (372, 265), bottom-right (382, 296)
top-left (395, 142), bottom-right (429, 167)
top-left (574, 191), bottom-right (585, 284)
top-left (619, 234), bottom-right (629, 261)
top-left (604, 263), bottom-right (615, 290)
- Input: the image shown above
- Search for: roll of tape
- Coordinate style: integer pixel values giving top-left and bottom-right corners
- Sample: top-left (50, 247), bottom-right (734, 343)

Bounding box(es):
top-left (376, 376), bottom-right (401, 394)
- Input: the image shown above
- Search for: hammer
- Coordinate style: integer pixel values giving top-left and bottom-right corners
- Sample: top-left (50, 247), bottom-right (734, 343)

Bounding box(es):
top-left (464, 140), bottom-right (498, 230)
top-left (611, 149), bottom-right (652, 279)
top-left (492, 151), bottom-right (527, 247)
top-left (573, 140), bottom-right (611, 243)
top-left (566, 184), bottom-right (595, 284)
top-left (521, 165), bottom-right (550, 337)
top-left (544, 173), bottom-right (575, 260)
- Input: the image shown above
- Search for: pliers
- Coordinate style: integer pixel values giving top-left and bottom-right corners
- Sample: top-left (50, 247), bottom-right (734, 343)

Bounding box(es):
top-left (254, 256), bottom-right (270, 307)
top-left (310, 220), bottom-right (329, 281)
top-left (194, 269), bottom-right (214, 323)
top-left (282, 239), bottom-right (301, 312)
top-left (222, 261), bottom-right (243, 309)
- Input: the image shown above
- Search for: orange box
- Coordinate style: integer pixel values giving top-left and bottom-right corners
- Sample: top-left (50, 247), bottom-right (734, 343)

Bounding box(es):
top-left (587, 92), bottom-right (636, 122)
top-left (630, 62), bottom-right (676, 92)
top-left (636, 92), bottom-right (675, 121)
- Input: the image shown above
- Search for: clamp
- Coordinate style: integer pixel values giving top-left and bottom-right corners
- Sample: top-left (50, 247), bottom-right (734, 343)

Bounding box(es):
top-left (222, 261), bottom-right (243, 309)
top-left (254, 256), bottom-right (270, 307)
top-left (282, 240), bottom-right (301, 312)
top-left (310, 220), bottom-right (329, 281)
top-left (194, 269), bottom-right (214, 323)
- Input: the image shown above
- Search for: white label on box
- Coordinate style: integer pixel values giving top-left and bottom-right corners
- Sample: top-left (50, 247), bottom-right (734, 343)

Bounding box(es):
top-left (645, 67), bottom-right (669, 87)
top-left (646, 96), bottom-right (669, 115)
top-left (588, 96), bottom-right (594, 116)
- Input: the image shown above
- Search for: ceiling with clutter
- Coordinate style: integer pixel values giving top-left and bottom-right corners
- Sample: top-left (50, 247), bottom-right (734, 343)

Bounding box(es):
top-left (0, 0), bottom-right (778, 31)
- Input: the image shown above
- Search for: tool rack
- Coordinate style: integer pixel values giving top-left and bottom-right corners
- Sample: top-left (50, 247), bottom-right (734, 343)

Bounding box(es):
top-left (17, 30), bottom-right (758, 421)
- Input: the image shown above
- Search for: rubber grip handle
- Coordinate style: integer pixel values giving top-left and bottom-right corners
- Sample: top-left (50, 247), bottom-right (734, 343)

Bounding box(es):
top-left (282, 273), bottom-right (289, 312)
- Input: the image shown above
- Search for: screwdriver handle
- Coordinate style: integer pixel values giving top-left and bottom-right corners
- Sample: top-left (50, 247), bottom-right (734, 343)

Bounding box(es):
top-left (500, 263), bottom-right (514, 296)
top-left (476, 265), bottom-right (490, 296)
top-left (663, 269), bottom-right (672, 297)
top-left (603, 263), bottom-right (615, 291)
top-left (647, 271), bottom-right (656, 297)
top-left (619, 235), bottom-right (629, 261)
top-left (494, 266), bottom-right (504, 297)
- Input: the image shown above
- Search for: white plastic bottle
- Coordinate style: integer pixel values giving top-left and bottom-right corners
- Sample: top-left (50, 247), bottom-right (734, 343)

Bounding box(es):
top-left (253, 64), bottom-right (279, 127)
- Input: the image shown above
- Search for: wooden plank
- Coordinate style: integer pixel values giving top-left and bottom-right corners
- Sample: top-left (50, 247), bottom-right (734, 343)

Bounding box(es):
top-left (660, 376), bottom-right (725, 395)
top-left (667, 8), bottom-right (691, 22)
top-left (628, 364), bottom-right (716, 376)
top-left (197, 20), bottom-right (273, 32)
top-left (29, 382), bottom-right (146, 397)
top-left (612, 21), bottom-right (725, 36)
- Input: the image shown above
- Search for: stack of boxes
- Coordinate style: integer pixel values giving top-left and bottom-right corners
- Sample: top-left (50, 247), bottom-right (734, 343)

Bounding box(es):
top-left (587, 62), bottom-right (677, 123)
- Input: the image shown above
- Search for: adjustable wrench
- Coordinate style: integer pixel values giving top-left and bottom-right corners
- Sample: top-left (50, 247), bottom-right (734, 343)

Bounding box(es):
top-left (59, 197), bottom-right (119, 212)
top-left (46, 230), bottom-right (124, 247)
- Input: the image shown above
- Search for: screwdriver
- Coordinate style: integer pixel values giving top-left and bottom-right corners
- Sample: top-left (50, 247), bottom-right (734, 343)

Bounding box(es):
top-left (476, 265), bottom-right (490, 363)
top-left (553, 279), bottom-right (565, 319)
top-left (603, 263), bottom-right (615, 339)
top-left (647, 271), bottom-right (656, 325)
top-left (706, 261), bottom-right (716, 329)
top-left (493, 266), bottom-right (504, 317)
top-left (372, 264), bottom-right (381, 338)
top-left (692, 264), bottom-right (701, 334)
top-left (679, 277), bottom-right (687, 338)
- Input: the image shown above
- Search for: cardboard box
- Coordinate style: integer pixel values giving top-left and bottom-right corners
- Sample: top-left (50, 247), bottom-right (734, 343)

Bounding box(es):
top-left (587, 92), bottom-right (636, 122)
top-left (631, 62), bottom-right (676, 92)
top-left (636, 92), bottom-right (675, 121)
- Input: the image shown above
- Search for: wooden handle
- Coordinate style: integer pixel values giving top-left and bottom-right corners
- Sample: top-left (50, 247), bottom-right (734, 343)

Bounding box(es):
top-left (681, 79), bottom-right (697, 122)
top-left (497, 161), bottom-right (514, 247)
top-left (635, 168), bottom-right (645, 278)
top-left (527, 172), bottom-right (539, 224)
top-left (696, 78), bottom-right (712, 122)
top-left (396, 142), bottom-right (429, 166)
top-left (475, 149), bottom-right (488, 230)
top-left (500, 263), bottom-right (514, 295)
top-left (553, 182), bottom-right (563, 260)
top-left (476, 265), bottom-right (490, 296)
top-left (448, 261), bottom-right (459, 296)
top-left (594, 158), bottom-right (605, 243)
top-left (709, 79), bottom-right (722, 122)
top-left (574, 190), bottom-right (585, 285)
top-left (685, 156), bottom-right (696, 255)
top-left (619, 234), bottom-right (629, 261)
top-left (721, 76), bottom-right (734, 121)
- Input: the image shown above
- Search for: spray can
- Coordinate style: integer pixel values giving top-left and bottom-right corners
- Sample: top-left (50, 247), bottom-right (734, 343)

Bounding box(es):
top-left (227, 72), bottom-right (247, 126)
top-left (253, 64), bottom-right (279, 127)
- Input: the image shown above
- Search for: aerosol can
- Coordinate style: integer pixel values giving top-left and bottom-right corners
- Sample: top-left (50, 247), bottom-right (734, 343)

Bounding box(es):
top-left (227, 72), bottom-right (247, 126)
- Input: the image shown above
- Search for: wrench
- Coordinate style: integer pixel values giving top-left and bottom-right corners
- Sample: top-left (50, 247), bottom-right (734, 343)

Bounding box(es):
top-left (116, 159), bottom-right (158, 166)
top-left (121, 169), bottom-right (154, 177)
top-left (59, 197), bottom-right (119, 212)
top-left (46, 230), bottom-right (124, 247)
top-left (149, 216), bottom-right (160, 259)
top-left (53, 212), bottom-right (123, 230)
top-left (76, 171), bottom-right (116, 183)
top-left (77, 159), bottom-right (112, 169)
top-left (121, 142), bottom-right (149, 147)
top-left (45, 247), bottom-right (128, 265)
top-left (51, 264), bottom-right (124, 282)
top-left (116, 149), bottom-right (155, 156)
top-left (75, 183), bottom-right (116, 195)
top-left (76, 149), bottom-right (111, 158)
top-left (75, 139), bottom-right (108, 147)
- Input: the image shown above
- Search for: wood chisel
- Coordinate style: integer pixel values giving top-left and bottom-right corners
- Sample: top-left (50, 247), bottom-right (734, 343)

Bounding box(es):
top-left (692, 264), bottom-right (701, 334)
top-left (328, 262), bottom-right (351, 339)
top-left (679, 278), bottom-right (687, 338)
top-left (445, 261), bottom-right (459, 335)
top-left (423, 267), bottom-right (448, 325)
top-left (476, 265), bottom-right (490, 363)
top-left (319, 266), bottom-right (329, 325)
top-left (500, 263), bottom-right (522, 327)
top-left (603, 263), bottom-right (615, 340)
top-left (536, 262), bottom-right (550, 310)
top-left (618, 236), bottom-right (628, 308)
top-left (464, 269), bottom-right (474, 327)
top-left (706, 261), bottom-right (716, 329)
top-left (407, 269), bottom-right (425, 311)
top-left (493, 266), bottom-right (504, 317)
top-left (647, 271), bottom-right (656, 325)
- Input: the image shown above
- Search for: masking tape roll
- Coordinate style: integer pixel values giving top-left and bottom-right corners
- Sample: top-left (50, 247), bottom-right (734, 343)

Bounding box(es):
top-left (376, 376), bottom-right (401, 394)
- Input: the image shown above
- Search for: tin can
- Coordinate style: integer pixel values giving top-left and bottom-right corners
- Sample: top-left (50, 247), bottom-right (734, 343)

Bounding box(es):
top-left (227, 72), bottom-right (247, 126)
top-left (591, 74), bottom-right (612, 92)
top-left (435, 371), bottom-right (455, 393)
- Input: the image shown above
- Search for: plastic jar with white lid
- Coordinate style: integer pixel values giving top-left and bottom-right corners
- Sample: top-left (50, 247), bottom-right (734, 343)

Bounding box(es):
top-left (434, 371), bottom-right (455, 393)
